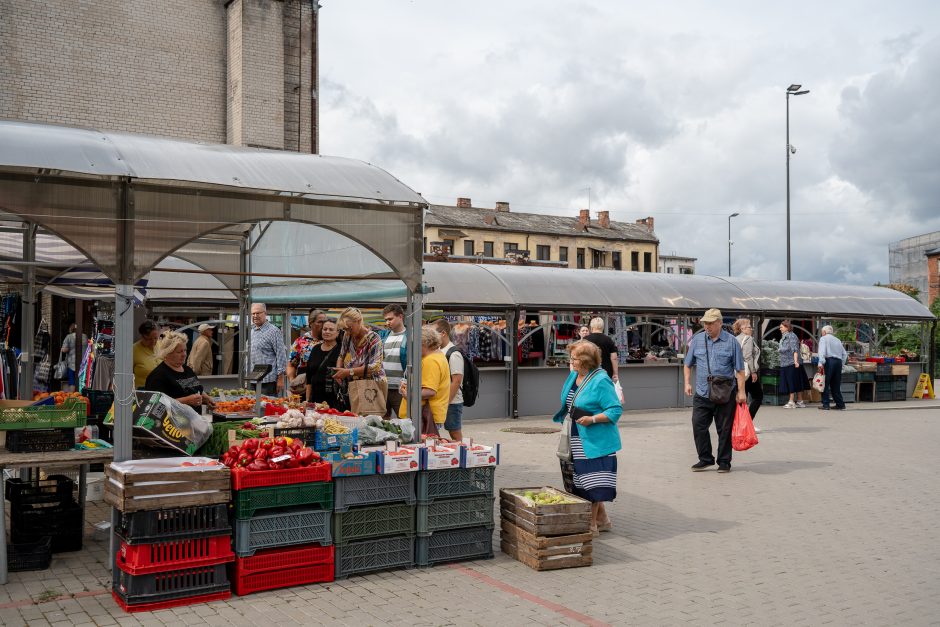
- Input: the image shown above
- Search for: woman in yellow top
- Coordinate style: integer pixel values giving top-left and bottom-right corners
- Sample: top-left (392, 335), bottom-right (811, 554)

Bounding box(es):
top-left (399, 327), bottom-right (451, 436)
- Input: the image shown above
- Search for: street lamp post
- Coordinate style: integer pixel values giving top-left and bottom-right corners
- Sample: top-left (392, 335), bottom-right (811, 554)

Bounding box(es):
top-left (728, 212), bottom-right (739, 276)
top-left (786, 83), bottom-right (809, 280)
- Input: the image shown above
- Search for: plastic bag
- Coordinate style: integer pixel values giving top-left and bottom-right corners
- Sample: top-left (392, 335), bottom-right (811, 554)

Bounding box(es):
top-left (614, 380), bottom-right (624, 404)
top-left (731, 402), bottom-right (759, 451)
top-left (812, 372), bottom-right (825, 392)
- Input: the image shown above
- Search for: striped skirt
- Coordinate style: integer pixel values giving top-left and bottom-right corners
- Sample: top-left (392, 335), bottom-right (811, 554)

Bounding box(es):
top-left (559, 433), bottom-right (617, 503)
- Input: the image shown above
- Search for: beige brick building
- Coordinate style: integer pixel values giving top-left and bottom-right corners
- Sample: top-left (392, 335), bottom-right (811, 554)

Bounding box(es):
top-left (0, 0), bottom-right (318, 152)
top-left (425, 198), bottom-right (659, 271)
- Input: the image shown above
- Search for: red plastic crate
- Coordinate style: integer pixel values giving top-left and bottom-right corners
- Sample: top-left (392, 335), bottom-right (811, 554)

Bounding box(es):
top-left (230, 462), bottom-right (331, 490)
top-left (111, 589), bottom-right (231, 613)
top-left (118, 535), bottom-right (235, 576)
top-left (233, 544), bottom-right (334, 595)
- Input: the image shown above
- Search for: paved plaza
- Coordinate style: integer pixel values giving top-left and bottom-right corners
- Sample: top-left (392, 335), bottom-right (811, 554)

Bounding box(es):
top-left (2, 399), bottom-right (939, 626)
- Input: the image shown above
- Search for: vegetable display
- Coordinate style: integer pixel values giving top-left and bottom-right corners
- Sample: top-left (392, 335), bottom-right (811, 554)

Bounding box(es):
top-left (220, 436), bottom-right (324, 472)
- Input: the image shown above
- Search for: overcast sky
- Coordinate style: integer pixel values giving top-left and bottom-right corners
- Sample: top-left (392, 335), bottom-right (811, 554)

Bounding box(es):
top-left (319, 1), bottom-right (940, 286)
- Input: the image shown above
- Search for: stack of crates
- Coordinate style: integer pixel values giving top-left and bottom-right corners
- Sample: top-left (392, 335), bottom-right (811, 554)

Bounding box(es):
top-left (892, 376), bottom-right (908, 401)
top-left (840, 370), bottom-right (857, 404)
top-left (760, 369), bottom-right (785, 406)
top-left (5, 475), bottom-right (83, 561)
top-left (875, 364), bottom-right (893, 402)
top-left (415, 466), bottom-right (496, 567)
top-left (230, 463), bottom-right (334, 595)
top-left (112, 504), bottom-right (234, 612)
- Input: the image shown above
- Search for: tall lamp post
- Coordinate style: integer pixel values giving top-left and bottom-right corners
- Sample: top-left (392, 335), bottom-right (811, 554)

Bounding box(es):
top-left (728, 212), bottom-right (739, 276)
top-left (786, 83), bottom-right (809, 280)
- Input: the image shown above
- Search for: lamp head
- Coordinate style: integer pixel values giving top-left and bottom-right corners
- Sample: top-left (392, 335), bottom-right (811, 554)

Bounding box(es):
top-left (730, 212), bottom-right (740, 218)
top-left (787, 84), bottom-right (802, 92)
top-left (793, 89), bottom-right (810, 96)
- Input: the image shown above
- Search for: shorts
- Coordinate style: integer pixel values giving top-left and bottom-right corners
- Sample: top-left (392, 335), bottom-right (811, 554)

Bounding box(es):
top-left (66, 368), bottom-right (77, 387)
top-left (444, 403), bottom-right (463, 432)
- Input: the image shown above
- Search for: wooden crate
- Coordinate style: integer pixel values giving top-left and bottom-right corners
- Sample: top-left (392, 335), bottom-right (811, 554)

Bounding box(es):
top-left (853, 362), bottom-right (877, 372)
top-left (499, 487), bottom-right (592, 536)
top-left (104, 463), bottom-right (230, 512)
top-left (891, 365), bottom-right (910, 376)
top-left (500, 519), bottom-right (592, 571)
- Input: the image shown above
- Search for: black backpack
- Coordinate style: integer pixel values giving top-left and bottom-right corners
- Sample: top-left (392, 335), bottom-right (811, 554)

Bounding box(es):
top-left (446, 346), bottom-right (479, 407)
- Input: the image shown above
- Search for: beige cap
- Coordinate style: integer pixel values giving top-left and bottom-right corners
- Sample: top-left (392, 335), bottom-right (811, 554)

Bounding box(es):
top-left (700, 308), bottom-right (722, 323)
top-left (197, 323), bottom-right (213, 332)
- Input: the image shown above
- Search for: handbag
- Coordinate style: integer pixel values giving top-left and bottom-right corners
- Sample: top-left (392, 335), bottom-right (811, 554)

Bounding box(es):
top-left (812, 372), bottom-right (825, 392)
top-left (348, 378), bottom-right (388, 416)
top-left (704, 336), bottom-right (734, 404)
top-left (54, 358), bottom-right (69, 381)
top-left (556, 370), bottom-right (600, 461)
top-left (732, 402), bottom-right (759, 451)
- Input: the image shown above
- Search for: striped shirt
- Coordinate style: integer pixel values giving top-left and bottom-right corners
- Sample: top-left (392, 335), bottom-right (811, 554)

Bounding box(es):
top-left (249, 321), bottom-right (287, 384)
top-left (382, 330), bottom-right (407, 387)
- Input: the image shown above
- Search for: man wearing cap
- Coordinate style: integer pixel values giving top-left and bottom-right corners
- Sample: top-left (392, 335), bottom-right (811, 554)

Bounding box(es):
top-left (187, 323), bottom-right (215, 377)
top-left (683, 308), bottom-right (747, 473)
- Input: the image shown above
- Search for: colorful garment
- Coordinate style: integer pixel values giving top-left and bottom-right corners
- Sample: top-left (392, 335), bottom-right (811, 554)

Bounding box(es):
top-left (338, 330), bottom-right (386, 382)
top-left (289, 331), bottom-right (321, 369)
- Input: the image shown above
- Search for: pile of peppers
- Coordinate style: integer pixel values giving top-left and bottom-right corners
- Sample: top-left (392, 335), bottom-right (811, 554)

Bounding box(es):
top-left (221, 436), bottom-right (322, 472)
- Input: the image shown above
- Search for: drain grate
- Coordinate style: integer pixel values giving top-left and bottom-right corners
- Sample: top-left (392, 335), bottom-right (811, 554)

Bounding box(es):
top-left (500, 426), bottom-right (560, 434)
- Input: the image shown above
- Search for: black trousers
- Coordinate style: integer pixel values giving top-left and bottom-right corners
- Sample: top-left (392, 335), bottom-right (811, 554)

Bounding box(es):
top-left (744, 376), bottom-right (763, 420)
top-left (822, 357), bottom-right (845, 408)
top-left (692, 394), bottom-right (736, 466)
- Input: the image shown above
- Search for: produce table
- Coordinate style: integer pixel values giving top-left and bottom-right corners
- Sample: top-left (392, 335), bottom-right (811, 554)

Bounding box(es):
top-left (0, 448), bottom-right (114, 584)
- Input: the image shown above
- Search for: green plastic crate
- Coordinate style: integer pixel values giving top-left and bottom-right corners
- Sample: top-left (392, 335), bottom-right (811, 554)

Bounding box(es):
top-left (417, 496), bottom-right (494, 536)
top-left (0, 399), bottom-right (87, 431)
top-left (233, 482), bottom-right (333, 519)
top-left (759, 374), bottom-right (779, 386)
top-left (332, 502), bottom-right (415, 545)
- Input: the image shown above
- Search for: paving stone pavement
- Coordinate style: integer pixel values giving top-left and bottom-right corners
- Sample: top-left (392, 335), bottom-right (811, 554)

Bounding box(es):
top-left (2, 400), bottom-right (939, 626)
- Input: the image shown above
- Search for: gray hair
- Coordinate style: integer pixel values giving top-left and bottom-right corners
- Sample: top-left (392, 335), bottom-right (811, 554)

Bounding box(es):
top-left (421, 326), bottom-right (442, 350)
top-left (251, 302), bottom-right (267, 312)
top-left (589, 317), bottom-right (605, 332)
top-left (821, 325), bottom-right (834, 335)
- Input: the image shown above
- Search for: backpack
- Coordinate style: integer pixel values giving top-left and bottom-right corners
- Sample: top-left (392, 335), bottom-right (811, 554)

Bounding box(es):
top-left (445, 346), bottom-right (479, 407)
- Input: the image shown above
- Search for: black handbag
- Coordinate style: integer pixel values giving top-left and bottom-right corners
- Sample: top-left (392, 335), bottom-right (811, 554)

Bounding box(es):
top-left (704, 336), bottom-right (735, 404)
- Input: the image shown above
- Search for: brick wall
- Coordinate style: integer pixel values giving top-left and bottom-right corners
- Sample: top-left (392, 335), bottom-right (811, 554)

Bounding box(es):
top-left (927, 252), bottom-right (940, 307)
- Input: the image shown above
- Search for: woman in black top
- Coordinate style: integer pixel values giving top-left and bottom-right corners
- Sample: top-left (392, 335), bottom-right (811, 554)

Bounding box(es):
top-left (305, 319), bottom-right (341, 406)
top-left (145, 331), bottom-right (215, 409)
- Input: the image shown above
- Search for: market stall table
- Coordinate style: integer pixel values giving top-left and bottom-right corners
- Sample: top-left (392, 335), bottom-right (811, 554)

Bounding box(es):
top-left (0, 448), bottom-right (114, 584)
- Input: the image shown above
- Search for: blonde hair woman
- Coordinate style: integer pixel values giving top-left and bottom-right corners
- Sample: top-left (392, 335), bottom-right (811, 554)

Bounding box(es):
top-left (332, 307), bottom-right (387, 410)
top-left (145, 331), bottom-right (215, 409)
top-left (399, 326), bottom-right (451, 436)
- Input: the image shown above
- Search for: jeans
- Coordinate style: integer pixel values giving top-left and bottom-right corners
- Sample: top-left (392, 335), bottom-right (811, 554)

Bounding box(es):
top-left (692, 394), bottom-right (736, 466)
top-left (444, 403), bottom-right (463, 432)
top-left (744, 376), bottom-right (763, 420)
top-left (822, 357), bottom-right (845, 408)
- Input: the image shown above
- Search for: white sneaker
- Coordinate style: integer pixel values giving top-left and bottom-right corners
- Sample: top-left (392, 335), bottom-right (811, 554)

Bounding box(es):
top-left (796, 401), bottom-right (806, 408)
top-left (783, 401), bottom-right (797, 409)
top-left (754, 426), bottom-right (762, 434)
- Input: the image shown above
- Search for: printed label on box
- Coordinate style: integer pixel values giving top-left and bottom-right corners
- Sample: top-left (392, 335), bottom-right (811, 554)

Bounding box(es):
top-left (420, 445), bottom-right (461, 470)
top-left (461, 443), bottom-right (500, 468)
top-left (377, 447), bottom-right (420, 474)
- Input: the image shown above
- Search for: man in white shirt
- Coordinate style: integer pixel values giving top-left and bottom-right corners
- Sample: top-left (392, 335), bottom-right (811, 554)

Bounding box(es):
top-left (431, 319), bottom-right (464, 441)
top-left (817, 325), bottom-right (848, 411)
top-left (380, 304), bottom-right (407, 418)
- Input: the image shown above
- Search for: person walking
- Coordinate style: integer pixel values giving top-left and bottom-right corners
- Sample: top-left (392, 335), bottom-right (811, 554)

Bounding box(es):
top-left (733, 318), bottom-right (763, 433)
top-left (584, 317), bottom-right (619, 383)
top-left (817, 325), bottom-right (848, 411)
top-left (778, 320), bottom-right (807, 409)
top-left (379, 304), bottom-right (408, 418)
top-left (684, 308), bottom-right (746, 473)
top-left (187, 323), bottom-right (214, 377)
top-left (59, 322), bottom-right (88, 393)
top-left (248, 303), bottom-right (287, 396)
top-left (431, 318), bottom-right (464, 442)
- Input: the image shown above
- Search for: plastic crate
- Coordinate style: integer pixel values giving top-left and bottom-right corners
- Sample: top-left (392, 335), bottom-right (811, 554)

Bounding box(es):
top-left (875, 381), bottom-right (893, 393)
top-left (112, 589), bottom-right (231, 614)
top-left (892, 377), bottom-right (907, 392)
top-left (314, 429), bottom-right (357, 453)
top-left (332, 502), bottom-right (416, 545)
top-left (11, 501), bottom-right (83, 552)
top-left (416, 526), bottom-right (494, 567)
top-left (763, 394), bottom-right (787, 406)
top-left (759, 374), bottom-right (779, 386)
top-left (759, 368), bottom-right (780, 376)
top-left (5, 474), bottom-right (74, 505)
top-left (333, 472), bottom-right (416, 512)
top-left (875, 390), bottom-right (893, 402)
top-left (230, 463), bottom-right (331, 490)
top-left (233, 544), bottom-right (334, 595)
top-left (841, 391), bottom-right (856, 404)
top-left (857, 372), bottom-right (875, 382)
top-left (841, 371), bottom-right (858, 384)
top-left (876, 364), bottom-right (892, 377)
top-left (892, 390), bottom-right (907, 401)
top-left (417, 496), bottom-right (494, 536)
top-left (113, 563), bottom-right (230, 611)
top-left (116, 504), bottom-right (231, 545)
top-left (334, 535), bottom-right (415, 579)
top-left (417, 467), bottom-right (496, 503)
top-left (7, 536), bottom-right (52, 572)
top-left (0, 399), bottom-right (87, 431)
top-left (761, 383), bottom-right (780, 395)
top-left (272, 426), bottom-right (316, 447)
top-left (85, 390), bottom-right (115, 416)
top-left (118, 535), bottom-right (234, 575)
top-left (5, 427), bottom-right (74, 453)
top-left (234, 507), bottom-right (332, 556)
top-left (233, 481), bottom-right (333, 519)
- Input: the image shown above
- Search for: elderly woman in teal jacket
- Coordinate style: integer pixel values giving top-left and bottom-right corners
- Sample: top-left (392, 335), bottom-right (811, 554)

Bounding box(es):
top-left (553, 340), bottom-right (623, 536)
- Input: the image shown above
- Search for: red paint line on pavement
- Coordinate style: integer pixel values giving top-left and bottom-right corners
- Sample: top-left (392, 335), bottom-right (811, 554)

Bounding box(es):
top-left (0, 588), bottom-right (109, 610)
top-left (449, 564), bottom-right (611, 627)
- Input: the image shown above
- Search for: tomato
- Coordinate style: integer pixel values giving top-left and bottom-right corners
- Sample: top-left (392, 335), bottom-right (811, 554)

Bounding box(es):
top-left (243, 438), bottom-right (259, 452)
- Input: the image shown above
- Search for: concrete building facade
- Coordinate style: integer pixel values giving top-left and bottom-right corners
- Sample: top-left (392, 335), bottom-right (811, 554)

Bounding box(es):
top-left (0, 0), bottom-right (318, 152)
top-left (889, 231), bottom-right (940, 306)
top-left (658, 254), bottom-right (696, 275)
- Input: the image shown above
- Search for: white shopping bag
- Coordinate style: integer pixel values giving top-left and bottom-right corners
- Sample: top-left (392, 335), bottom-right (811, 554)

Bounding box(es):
top-left (812, 372), bottom-right (825, 392)
top-left (615, 380), bottom-right (625, 404)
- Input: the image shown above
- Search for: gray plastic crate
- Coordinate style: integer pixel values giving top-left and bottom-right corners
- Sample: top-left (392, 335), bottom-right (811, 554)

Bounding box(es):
top-left (334, 535), bottom-right (415, 579)
top-left (332, 503), bottom-right (416, 545)
top-left (417, 467), bottom-right (496, 503)
top-left (417, 496), bottom-right (495, 536)
top-left (416, 526), bottom-right (494, 567)
top-left (333, 473), bottom-right (416, 513)
top-left (234, 507), bottom-right (331, 557)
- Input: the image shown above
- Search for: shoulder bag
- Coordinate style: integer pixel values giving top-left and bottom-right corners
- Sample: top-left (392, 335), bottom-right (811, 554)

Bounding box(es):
top-left (704, 336), bottom-right (735, 404)
top-left (556, 369), bottom-right (601, 461)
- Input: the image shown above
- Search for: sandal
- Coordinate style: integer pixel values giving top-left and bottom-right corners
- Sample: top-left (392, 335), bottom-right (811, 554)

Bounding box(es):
top-left (590, 524), bottom-right (599, 537)
top-left (597, 519), bottom-right (612, 532)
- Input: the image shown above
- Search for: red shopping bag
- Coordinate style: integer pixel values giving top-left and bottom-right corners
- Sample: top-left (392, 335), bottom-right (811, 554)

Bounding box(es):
top-left (732, 402), bottom-right (759, 451)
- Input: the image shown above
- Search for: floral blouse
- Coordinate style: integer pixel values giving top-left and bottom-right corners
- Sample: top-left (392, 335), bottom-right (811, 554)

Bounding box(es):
top-left (338, 330), bottom-right (386, 382)
top-left (778, 332), bottom-right (802, 366)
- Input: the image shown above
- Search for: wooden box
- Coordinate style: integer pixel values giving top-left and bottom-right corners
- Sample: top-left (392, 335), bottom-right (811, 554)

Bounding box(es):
top-left (104, 459), bottom-right (230, 512)
top-left (500, 518), bottom-right (592, 571)
top-left (499, 487), bottom-right (592, 536)
top-left (891, 365), bottom-right (910, 376)
top-left (854, 362), bottom-right (877, 372)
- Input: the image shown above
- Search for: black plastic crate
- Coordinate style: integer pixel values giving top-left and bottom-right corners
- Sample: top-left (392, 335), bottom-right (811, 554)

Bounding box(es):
top-left (5, 428), bottom-right (74, 453)
top-left (892, 377), bottom-right (907, 392)
top-left (334, 535), bottom-right (414, 579)
top-left (875, 381), bottom-right (893, 393)
top-left (11, 501), bottom-right (83, 552)
top-left (875, 364), bottom-right (892, 376)
top-left (417, 467), bottom-right (496, 503)
top-left (5, 474), bottom-right (74, 506)
top-left (416, 526), bottom-right (494, 567)
top-left (85, 390), bottom-right (115, 416)
top-left (892, 390), bottom-right (907, 401)
top-left (113, 563), bottom-right (230, 608)
top-left (116, 504), bottom-right (231, 545)
top-left (761, 383), bottom-right (780, 395)
top-left (841, 371), bottom-right (858, 384)
top-left (7, 536), bottom-right (53, 572)
top-left (875, 390), bottom-right (893, 402)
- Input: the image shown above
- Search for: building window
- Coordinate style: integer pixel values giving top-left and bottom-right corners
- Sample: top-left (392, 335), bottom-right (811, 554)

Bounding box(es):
top-left (576, 248), bottom-right (585, 269)
top-left (504, 242), bottom-right (520, 255)
top-left (666, 266), bottom-right (674, 273)
top-left (463, 240), bottom-right (475, 256)
top-left (644, 252), bottom-right (652, 272)
top-left (536, 245), bottom-right (551, 261)
top-left (484, 241), bottom-right (494, 257)
top-left (631, 251), bottom-right (639, 271)
top-left (559, 246), bottom-right (568, 263)
top-left (591, 250), bottom-right (607, 268)
top-left (612, 251), bottom-right (621, 270)
top-left (443, 239), bottom-right (455, 254)
top-left (680, 267), bottom-right (694, 275)
top-left (423, 237), bottom-right (427, 254)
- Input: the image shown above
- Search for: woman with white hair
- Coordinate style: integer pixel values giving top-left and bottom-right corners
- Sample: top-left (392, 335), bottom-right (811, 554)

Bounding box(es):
top-left (816, 325), bottom-right (848, 410)
top-left (145, 331), bottom-right (215, 409)
top-left (399, 326), bottom-right (451, 436)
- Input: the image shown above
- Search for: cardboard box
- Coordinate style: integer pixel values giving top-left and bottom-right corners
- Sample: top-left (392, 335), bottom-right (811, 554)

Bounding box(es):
top-left (326, 450), bottom-right (377, 477)
top-left (420, 443), bottom-right (461, 470)
top-left (462, 443), bottom-right (501, 468)
top-left (375, 446), bottom-right (420, 474)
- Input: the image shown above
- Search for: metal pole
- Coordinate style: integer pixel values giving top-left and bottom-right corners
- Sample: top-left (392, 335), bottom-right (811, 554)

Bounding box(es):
top-left (786, 92), bottom-right (791, 281)
top-left (727, 215), bottom-right (732, 277)
top-left (18, 223), bottom-right (36, 400)
top-left (406, 288), bottom-right (424, 442)
top-left (506, 309), bottom-right (519, 419)
top-left (238, 236), bottom-right (249, 388)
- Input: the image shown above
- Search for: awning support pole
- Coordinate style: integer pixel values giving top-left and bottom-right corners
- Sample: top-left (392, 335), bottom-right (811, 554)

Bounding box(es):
top-left (507, 309), bottom-right (519, 419)
top-left (406, 288), bottom-right (424, 442)
top-left (18, 223), bottom-right (36, 400)
top-left (238, 236), bottom-right (249, 388)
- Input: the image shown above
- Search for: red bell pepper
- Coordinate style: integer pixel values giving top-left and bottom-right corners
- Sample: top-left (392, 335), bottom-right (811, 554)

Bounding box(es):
top-left (243, 438), bottom-right (259, 452)
top-left (254, 448), bottom-right (269, 461)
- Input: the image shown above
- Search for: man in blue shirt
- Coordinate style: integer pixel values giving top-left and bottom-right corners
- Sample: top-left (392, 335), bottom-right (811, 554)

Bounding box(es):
top-left (816, 325), bottom-right (848, 411)
top-left (684, 308), bottom-right (746, 473)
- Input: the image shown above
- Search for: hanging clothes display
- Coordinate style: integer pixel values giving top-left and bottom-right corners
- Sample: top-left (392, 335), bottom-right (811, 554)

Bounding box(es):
top-left (33, 321), bottom-right (52, 393)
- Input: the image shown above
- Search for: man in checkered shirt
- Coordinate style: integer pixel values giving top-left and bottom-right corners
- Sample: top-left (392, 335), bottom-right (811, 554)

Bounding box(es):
top-left (249, 302), bottom-right (287, 395)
